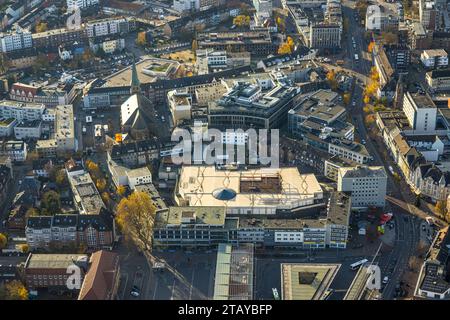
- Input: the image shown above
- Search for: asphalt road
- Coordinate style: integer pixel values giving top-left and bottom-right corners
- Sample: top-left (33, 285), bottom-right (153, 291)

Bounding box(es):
top-left (339, 0), bottom-right (422, 299)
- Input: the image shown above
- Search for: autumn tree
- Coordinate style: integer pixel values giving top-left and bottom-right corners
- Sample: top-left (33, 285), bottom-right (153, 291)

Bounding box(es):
top-left (0, 53), bottom-right (8, 74)
top-left (117, 185), bottom-right (127, 197)
top-left (233, 15), bottom-right (250, 27)
top-left (276, 16), bottom-right (286, 32)
top-left (435, 200), bottom-right (447, 217)
top-left (192, 39), bottom-right (198, 55)
top-left (326, 70), bottom-right (338, 91)
top-left (278, 37), bottom-right (295, 55)
top-left (136, 32), bottom-right (147, 46)
top-left (0, 233), bottom-right (7, 250)
top-left (101, 191), bottom-right (110, 204)
top-left (368, 41), bottom-right (375, 53)
top-left (19, 244), bottom-right (29, 253)
top-left (27, 151), bottom-right (39, 162)
top-left (55, 169), bottom-right (68, 187)
top-left (96, 178), bottom-right (107, 192)
top-left (86, 160), bottom-right (101, 181)
top-left (343, 92), bottom-right (351, 105)
top-left (35, 22), bottom-right (48, 33)
top-left (82, 48), bottom-right (94, 65)
top-left (0, 281), bottom-right (28, 300)
top-left (116, 191), bottom-right (156, 251)
top-left (40, 191), bottom-right (61, 215)
top-left (408, 256), bottom-right (422, 272)
top-left (416, 240), bottom-right (429, 258)
top-left (26, 207), bottom-right (39, 218)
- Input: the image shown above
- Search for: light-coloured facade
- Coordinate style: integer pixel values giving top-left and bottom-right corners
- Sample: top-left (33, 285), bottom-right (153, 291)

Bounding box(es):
top-left (175, 166), bottom-right (324, 214)
top-left (167, 90), bottom-right (192, 125)
top-left (402, 91), bottom-right (437, 134)
top-left (337, 166), bottom-right (387, 209)
top-left (67, 0), bottom-right (99, 9)
top-left (55, 105), bottom-right (76, 152)
top-left (0, 100), bottom-right (45, 122)
top-left (421, 49), bottom-right (448, 68)
top-left (14, 120), bottom-right (42, 139)
top-left (0, 29), bottom-right (32, 52)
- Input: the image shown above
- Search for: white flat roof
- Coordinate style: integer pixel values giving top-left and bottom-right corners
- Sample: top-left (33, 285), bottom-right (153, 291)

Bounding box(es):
top-left (177, 166), bottom-right (323, 208)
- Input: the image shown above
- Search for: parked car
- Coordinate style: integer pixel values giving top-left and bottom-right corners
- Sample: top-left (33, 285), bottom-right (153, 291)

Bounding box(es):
top-left (130, 285), bottom-right (140, 297)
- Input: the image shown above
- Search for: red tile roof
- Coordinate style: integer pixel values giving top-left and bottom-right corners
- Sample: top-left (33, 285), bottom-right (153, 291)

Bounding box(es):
top-left (78, 250), bottom-right (119, 300)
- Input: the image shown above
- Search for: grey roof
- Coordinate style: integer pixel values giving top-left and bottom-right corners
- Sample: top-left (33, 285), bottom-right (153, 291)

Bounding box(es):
top-left (420, 263), bottom-right (450, 294)
top-left (27, 216), bottom-right (52, 229)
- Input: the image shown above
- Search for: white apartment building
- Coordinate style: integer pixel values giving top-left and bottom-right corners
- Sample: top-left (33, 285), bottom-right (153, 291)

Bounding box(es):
top-left (14, 120), bottom-right (42, 139)
top-left (328, 141), bottom-right (371, 164)
top-left (0, 140), bottom-right (28, 162)
top-left (86, 18), bottom-right (129, 38)
top-left (419, 0), bottom-right (437, 30)
top-left (337, 166), bottom-right (388, 209)
top-left (102, 38), bottom-right (125, 54)
top-left (402, 91), bottom-right (437, 134)
top-left (173, 0), bottom-right (200, 12)
top-left (167, 90), bottom-right (192, 125)
top-left (253, 0), bottom-right (272, 13)
top-left (365, 5), bottom-right (398, 31)
top-left (126, 167), bottom-right (152, 189)
top-left (55, 104), bottom-right (76, 152)
top-left (0, 30), bottom-right (33, 53)
top-left (67, 0), bottom-right (99, 9)
top-left (0, 100), bottom-right (45, 122)
top-left (420, 49), bottom-right (448, 68)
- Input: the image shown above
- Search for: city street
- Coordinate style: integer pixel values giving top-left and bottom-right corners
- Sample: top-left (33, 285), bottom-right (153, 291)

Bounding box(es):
top-left (117, 246), bottom-right (216, 300)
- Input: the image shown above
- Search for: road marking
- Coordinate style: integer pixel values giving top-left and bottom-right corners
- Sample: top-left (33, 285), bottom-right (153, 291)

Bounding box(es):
top-left (170, 278), bottom-right (176, 300)
top-left (120, 273), bottom-right (128, 300)
top-left (189, 268), bottom-right (195, 300)
top-left (152, 275), bottom-right (158, 300)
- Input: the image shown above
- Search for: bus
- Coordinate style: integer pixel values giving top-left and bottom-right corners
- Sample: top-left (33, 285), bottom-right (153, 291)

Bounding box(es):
top-left (350, 259), bottom-right (368, 270)
top-left (272, 288), bottom-right (280, 300)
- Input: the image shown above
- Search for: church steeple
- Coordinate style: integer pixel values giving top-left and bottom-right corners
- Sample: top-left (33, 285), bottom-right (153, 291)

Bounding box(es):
top-left (130, 59), bottom-right (141, 95)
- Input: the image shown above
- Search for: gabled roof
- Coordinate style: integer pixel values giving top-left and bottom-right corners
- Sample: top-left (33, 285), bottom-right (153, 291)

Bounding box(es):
top-left (77, 210), bottom-right (113, 232)
top-left (78, 250), bottom-right (119, 300)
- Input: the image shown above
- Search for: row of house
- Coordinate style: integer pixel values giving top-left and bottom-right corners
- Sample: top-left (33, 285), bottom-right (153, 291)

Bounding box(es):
top-left (25, 211), bottom-right (115, 251)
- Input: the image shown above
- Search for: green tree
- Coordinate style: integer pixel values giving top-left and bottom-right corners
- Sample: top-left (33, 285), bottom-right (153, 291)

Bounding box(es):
top-left (55, 169), bottom-right (68, 187)
top-left (40, 191), bottom-right (61, 215)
